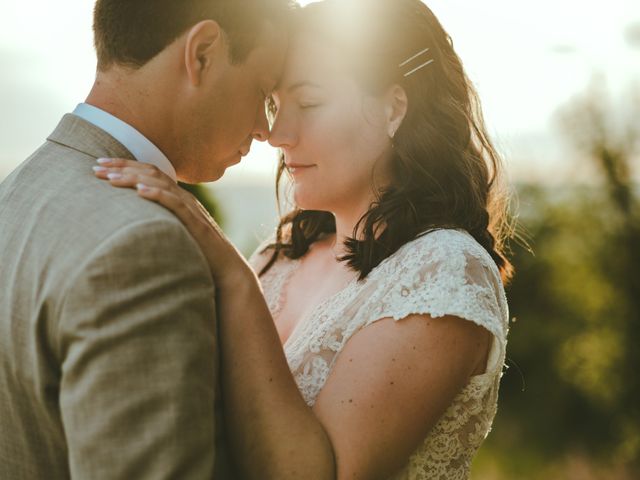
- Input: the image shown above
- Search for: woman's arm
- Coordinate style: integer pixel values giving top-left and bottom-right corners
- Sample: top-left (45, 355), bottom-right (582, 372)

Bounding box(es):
top-left (93, 159), bottom-right (490, 480)
top-left (94, 159), bottom-right (335, 479)
top-left (217, 270), bottom-right (336, 479)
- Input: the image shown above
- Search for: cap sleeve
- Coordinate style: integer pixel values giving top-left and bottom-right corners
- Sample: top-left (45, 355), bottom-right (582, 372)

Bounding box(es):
top-left (359, 230), bottom-right (509, 374)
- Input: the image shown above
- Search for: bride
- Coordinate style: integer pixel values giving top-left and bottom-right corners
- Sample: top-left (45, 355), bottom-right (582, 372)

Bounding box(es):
top-left (94, 0), bottom-right (512, 478)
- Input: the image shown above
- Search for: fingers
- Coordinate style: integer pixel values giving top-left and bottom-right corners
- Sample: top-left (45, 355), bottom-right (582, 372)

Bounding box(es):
top-left (136, 184), bottom-right (186, 214)
top-left (96, 158), bottom-right (143, 169)
top-left (92, 159), bottom-right (198, 223)
top-left (93, 166), bottom-right (163, 181)
top-left (93, 158), bottom-right (161, 180)
top-left (93, 158), bottom-right (172, 188)
top-left (95, 169), bottom-right (171, 190)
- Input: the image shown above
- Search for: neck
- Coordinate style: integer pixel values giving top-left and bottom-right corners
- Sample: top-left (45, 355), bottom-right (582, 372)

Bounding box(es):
top-left (331, 195), bottom-right (377, 258)
top-left (85, 68), bottom-right (180, 169)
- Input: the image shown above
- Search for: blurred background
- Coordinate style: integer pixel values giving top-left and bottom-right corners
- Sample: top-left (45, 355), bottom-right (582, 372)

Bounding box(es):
top-left (1, 0), bottom-right (639, 478)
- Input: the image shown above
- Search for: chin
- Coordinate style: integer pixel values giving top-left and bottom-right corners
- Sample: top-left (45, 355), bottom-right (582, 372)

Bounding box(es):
top-left (199, 167), bottom-right (226, 183)
top-left (293, 188), bottom-right (332, 212)
top-left (208, 170), bottom-right (226, 182)
top-left (178, 166), bottom-right (224, 184)
top-left (180, 153), bottom-right (230, 183)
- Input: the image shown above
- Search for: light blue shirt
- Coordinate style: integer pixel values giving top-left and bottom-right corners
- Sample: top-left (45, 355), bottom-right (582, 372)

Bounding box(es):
top-left (72, 103), bottom-right (177, 182)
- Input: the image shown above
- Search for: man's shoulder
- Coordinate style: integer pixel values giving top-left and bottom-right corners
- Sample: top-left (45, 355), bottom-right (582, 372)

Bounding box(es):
top-left (5, 138), bottom-right (178, 226)
top-left (0, 139), bottom-right (203, 276)
top-left (67, 188), bottom-right (203, 275)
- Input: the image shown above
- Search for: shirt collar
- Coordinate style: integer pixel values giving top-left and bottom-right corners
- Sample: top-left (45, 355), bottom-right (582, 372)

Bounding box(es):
top-left (72, 103), bottom-right (177, 182)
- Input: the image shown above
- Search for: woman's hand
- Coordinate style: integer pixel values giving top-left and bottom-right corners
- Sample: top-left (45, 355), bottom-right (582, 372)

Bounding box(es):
top-left (92, 158), bottom-right (251, 286)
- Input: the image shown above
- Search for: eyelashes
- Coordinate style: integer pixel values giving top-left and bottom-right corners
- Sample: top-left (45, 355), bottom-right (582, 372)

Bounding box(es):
top-left (265, 96), bottom-right (323, 117)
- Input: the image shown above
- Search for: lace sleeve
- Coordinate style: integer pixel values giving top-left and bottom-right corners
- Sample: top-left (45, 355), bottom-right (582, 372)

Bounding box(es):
top-left (361, 230), bottom-right (509, 374)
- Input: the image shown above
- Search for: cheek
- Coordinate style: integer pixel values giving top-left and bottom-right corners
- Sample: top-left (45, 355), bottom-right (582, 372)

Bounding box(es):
top-left (204, 76), bottom-right (258, 151)
top-left (307, 105), bottom-right (372, 170)
top-left (293, 105), bottom-right (387, 209)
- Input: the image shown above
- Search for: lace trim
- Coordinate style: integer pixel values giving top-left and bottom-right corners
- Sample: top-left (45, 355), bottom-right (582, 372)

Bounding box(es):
top-left (248, 241), bottom-right (296, 319)
top-left (283, 230), bottom-right (508, 400)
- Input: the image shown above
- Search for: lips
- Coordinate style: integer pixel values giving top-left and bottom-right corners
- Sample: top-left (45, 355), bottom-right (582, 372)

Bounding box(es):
top-left (285, 163), bottom-right (316, 175)
top-left (285, 163), bottom-right (316, 169)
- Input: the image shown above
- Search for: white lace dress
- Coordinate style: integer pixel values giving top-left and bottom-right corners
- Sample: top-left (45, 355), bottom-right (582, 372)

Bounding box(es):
top-left (249, 229), bottom-right (509, 479)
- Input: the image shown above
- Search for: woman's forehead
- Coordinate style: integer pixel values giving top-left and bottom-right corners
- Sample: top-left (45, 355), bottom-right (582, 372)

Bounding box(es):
top-left (279, 34), bottom-right (345, 89)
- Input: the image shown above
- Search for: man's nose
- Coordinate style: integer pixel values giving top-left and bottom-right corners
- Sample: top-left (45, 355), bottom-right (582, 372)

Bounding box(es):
top-left (252, 107), bottom-right (270, 142)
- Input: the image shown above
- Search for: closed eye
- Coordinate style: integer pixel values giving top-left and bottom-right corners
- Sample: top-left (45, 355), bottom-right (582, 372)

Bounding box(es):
top-left (299, 102), bottom-right (321, 109)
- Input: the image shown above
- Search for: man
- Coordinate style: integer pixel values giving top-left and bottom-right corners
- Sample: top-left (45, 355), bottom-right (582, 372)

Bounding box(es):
top-left (0, 0), bottom-right (288, 478)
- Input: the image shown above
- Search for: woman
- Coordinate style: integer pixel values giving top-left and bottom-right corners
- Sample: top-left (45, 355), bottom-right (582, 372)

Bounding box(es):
top-left (94, 0), bottom-right (512, 478)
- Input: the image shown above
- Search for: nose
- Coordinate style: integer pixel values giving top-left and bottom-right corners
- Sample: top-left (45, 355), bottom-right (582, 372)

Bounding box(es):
top-left (268, 114), bottom-right (297, 149)
top-left (251, 105), bottom-right (270, 143)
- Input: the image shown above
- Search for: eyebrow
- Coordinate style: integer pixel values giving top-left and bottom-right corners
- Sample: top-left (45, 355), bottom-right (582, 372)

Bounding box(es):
top-left (284, 81), bottom-right (323, 93)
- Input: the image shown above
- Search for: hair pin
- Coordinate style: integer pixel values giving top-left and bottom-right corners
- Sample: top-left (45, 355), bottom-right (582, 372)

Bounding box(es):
top-left (399, 47), bottom-right (434, 77)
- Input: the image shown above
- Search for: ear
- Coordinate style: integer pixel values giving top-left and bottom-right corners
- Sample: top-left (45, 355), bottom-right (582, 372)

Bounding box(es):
top-left (184, 20), bottom-right (225, 87)
top-left (385, 85), bottom-right (408, 139)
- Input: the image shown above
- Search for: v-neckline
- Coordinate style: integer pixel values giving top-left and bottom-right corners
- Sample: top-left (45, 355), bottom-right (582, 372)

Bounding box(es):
top-left (273, 229), bottom-right (464, 349)
top-left (277, 257), bottom-right (360, 349)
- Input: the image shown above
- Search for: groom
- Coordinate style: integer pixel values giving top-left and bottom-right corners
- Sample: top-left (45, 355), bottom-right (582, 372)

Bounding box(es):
top-left (0, 0), bottom-right (288, 478)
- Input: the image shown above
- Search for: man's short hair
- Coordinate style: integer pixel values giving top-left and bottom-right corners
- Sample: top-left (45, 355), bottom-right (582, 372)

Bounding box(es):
top-left (93, 0), bottom-right (291, 70)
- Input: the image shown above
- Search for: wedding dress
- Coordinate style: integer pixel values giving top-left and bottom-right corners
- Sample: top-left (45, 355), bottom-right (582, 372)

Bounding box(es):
top-left (249, 229), bottom-right (509, 479)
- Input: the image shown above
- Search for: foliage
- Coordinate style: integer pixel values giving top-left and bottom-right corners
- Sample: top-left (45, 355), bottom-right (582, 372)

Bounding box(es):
top-left (473, 80), bottom-right (640, 478)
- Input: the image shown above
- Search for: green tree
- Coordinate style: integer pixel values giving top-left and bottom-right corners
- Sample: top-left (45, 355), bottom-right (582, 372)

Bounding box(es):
top-left (473, 79), bottom-right (640, 478)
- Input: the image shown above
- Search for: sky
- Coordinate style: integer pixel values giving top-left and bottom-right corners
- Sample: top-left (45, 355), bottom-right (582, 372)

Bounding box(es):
top-left (1, 0), bottom-right (639, 185)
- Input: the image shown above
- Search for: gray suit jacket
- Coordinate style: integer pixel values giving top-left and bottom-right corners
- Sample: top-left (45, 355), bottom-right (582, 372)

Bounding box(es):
top-left (0, 115), bottom-right (224, 479)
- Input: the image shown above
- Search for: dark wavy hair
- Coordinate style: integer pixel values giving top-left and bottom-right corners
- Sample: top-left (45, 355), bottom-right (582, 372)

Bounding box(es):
top-left (261, 0), bottom-right (514, 283)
